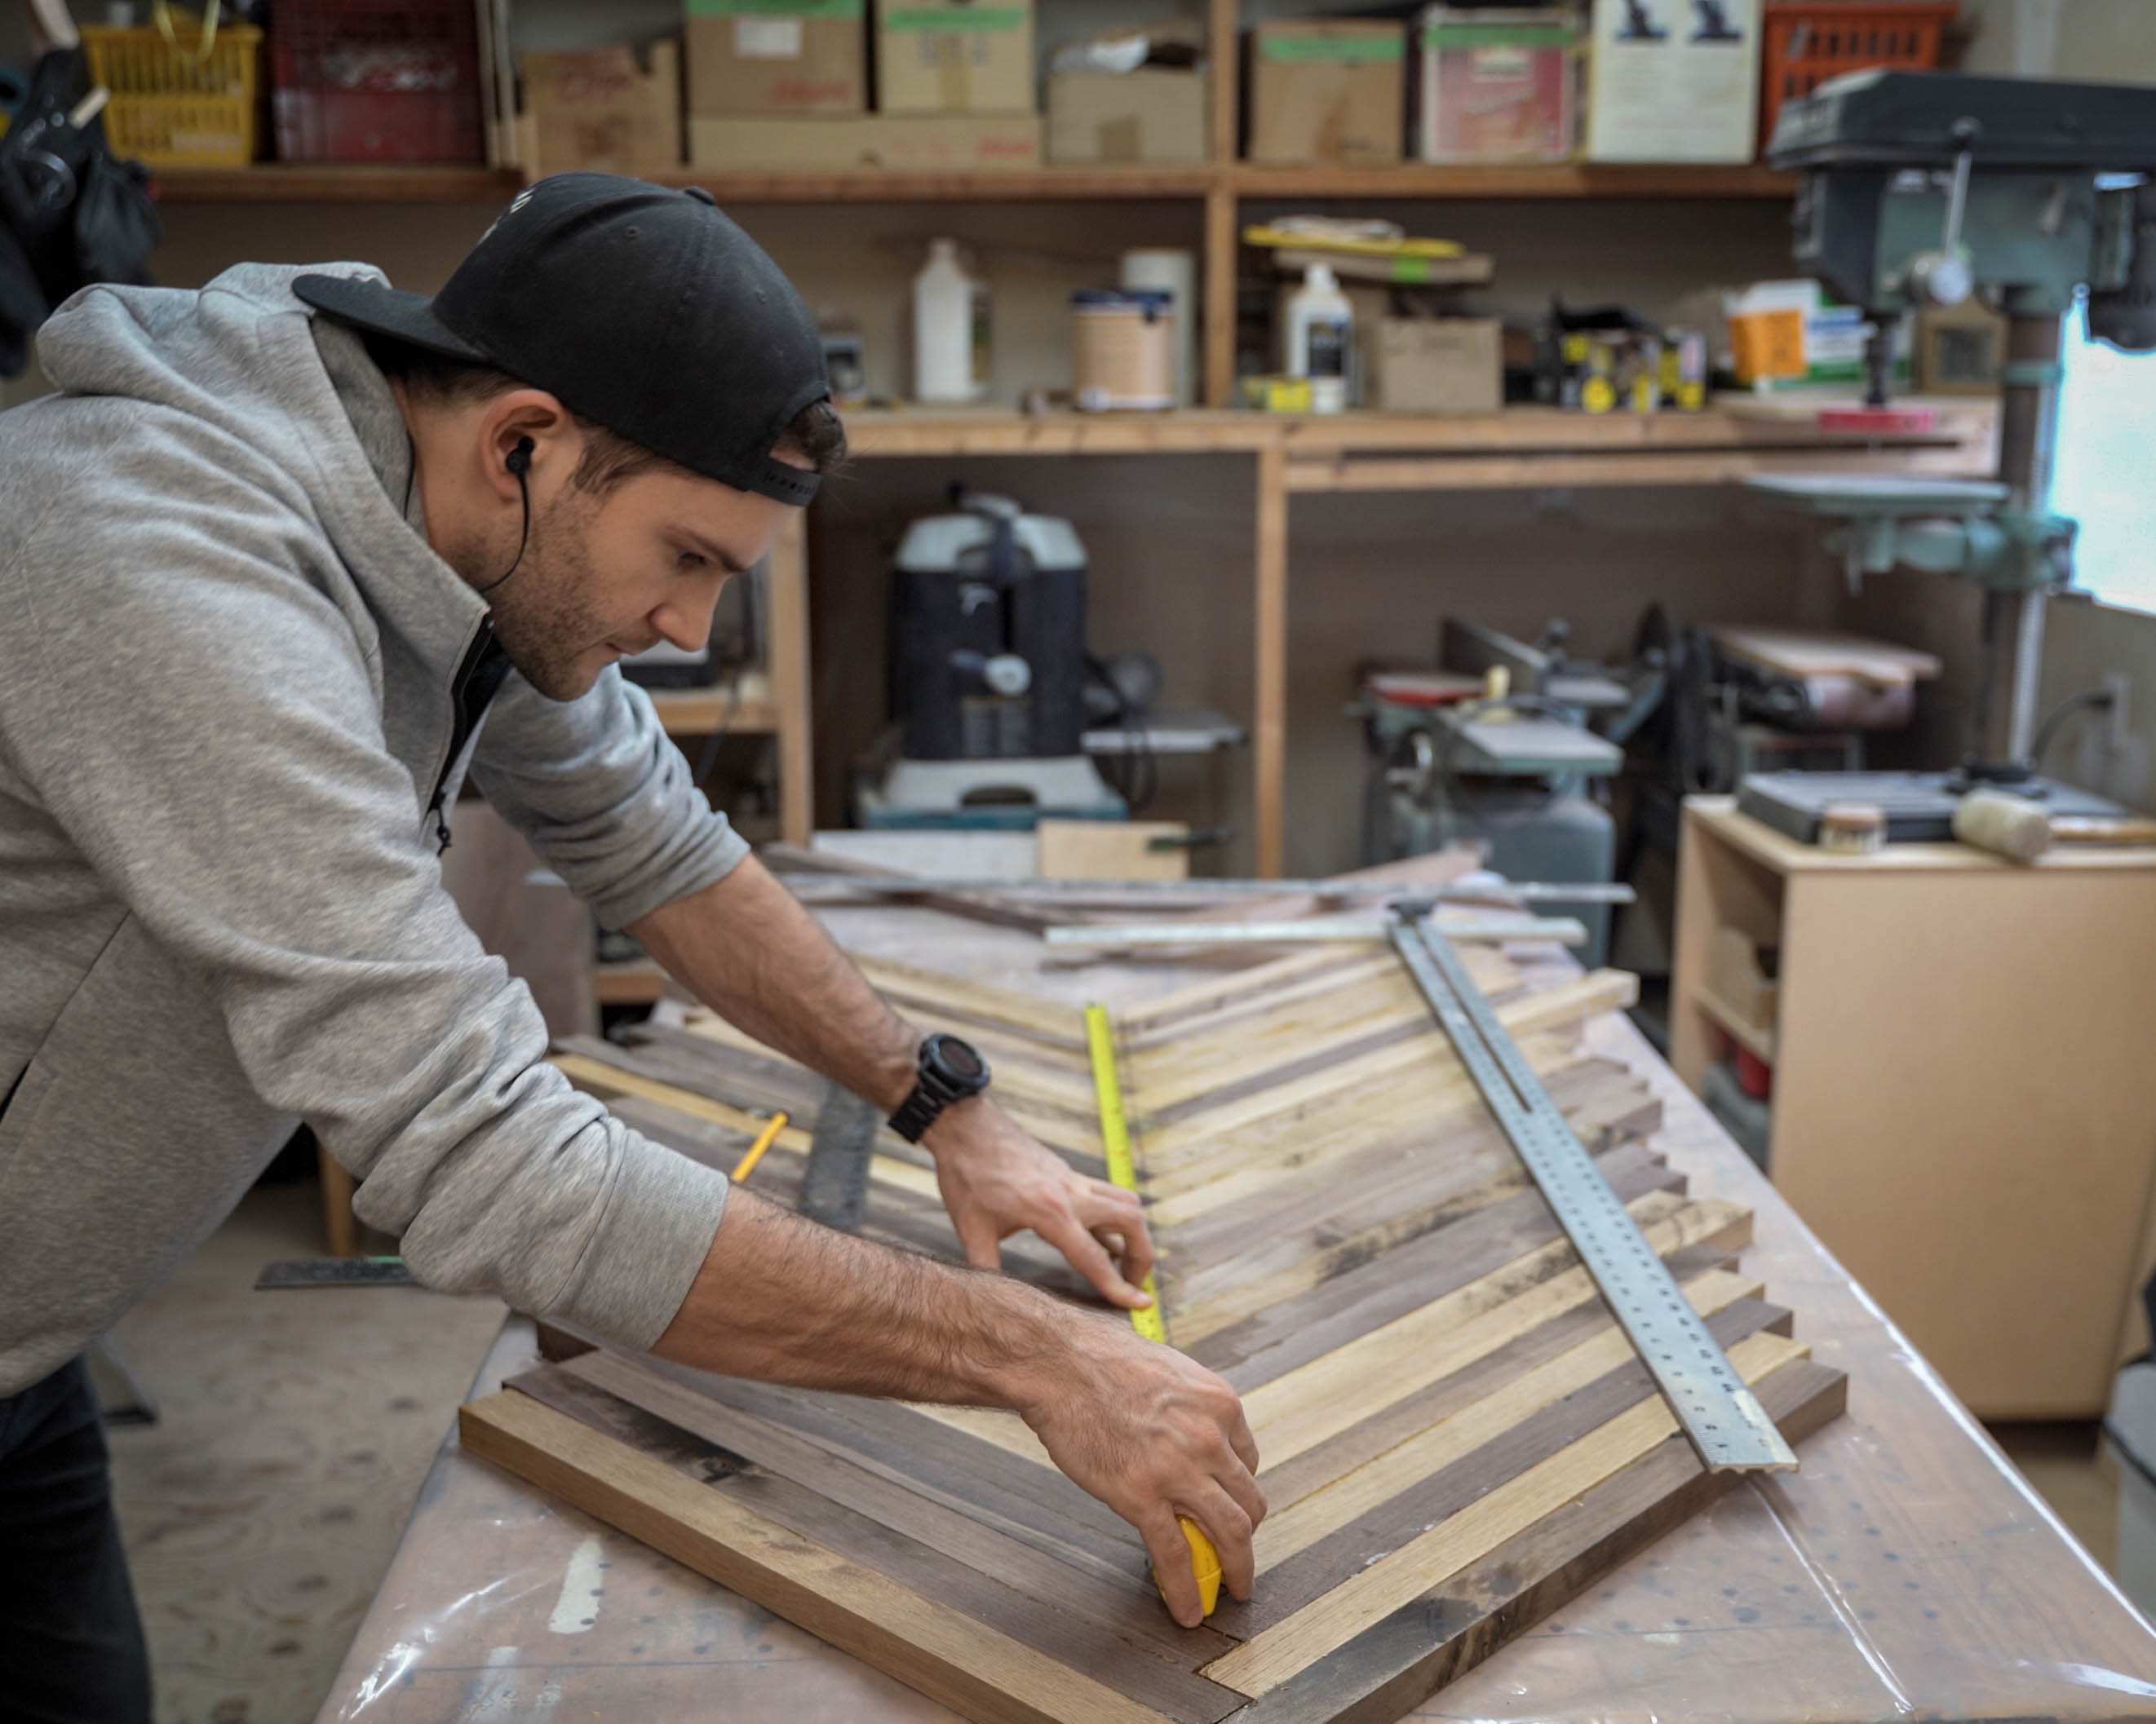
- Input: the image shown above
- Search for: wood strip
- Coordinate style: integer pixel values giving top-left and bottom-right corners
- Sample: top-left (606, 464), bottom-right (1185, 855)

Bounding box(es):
top-left (1198, 1329), bottom-right (1812, 1696)
top-left (1217, 1359), bottom-right (1848, 1724)
top-left (1137, 971), bottom-right (1638, 1168)
top-left (1254, 1245), bottom-right (1745, 1510)
top-left (624, 1355), bottom-right (1143, 1553)
top-left (1120, 947), bottom-right (1392, 1033)
top-left (1229, 1198), bottom-right (1751, 1437)
top-left (1237, 1297), bottom-right (1788, 1607)
top-left (460, 1389), bottom-right (1185, 1724)
top-left (852, 953), bottom-right (1091, 1047)
top-left (1194, 1170), bottom-right (1704, 1387)
top-left (1167, 1137), bottom-right (1671, 1347)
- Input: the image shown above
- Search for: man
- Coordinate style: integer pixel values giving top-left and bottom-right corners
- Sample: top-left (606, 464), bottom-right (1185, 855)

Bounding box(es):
top-left (0, 175), bottom-right (1262, 1718)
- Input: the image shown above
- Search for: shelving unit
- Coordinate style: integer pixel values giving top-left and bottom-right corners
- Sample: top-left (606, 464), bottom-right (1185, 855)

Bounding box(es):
top-left (135, 4), bottom-right (2004, 877)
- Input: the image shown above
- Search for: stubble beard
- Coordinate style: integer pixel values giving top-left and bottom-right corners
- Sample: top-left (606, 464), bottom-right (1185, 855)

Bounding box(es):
top-left (470, 488), bottom-right (612, 702)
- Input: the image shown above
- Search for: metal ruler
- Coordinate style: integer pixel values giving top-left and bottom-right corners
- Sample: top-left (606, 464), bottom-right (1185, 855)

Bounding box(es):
top-left (1389, 911), bottom-right (1797, 1474)
top-left (1082, 1002), bottom-right (1169, 1346)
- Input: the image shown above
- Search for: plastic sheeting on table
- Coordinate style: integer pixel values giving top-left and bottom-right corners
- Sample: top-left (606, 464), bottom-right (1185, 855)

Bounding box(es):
top-left (318, 991), bottom-right (2156, 1723)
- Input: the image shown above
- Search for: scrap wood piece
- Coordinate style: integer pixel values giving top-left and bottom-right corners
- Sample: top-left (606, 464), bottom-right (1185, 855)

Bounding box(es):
top-left (760, 841), bottom-right (1098, 935)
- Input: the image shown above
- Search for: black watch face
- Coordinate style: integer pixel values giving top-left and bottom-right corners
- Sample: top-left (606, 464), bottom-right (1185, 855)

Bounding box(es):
top-left (934, 1036), bottom-right (985, 1083)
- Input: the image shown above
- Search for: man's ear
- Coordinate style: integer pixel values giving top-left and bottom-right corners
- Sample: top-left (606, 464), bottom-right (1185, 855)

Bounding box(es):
top-left (480, 391), bottom-right (572, 502)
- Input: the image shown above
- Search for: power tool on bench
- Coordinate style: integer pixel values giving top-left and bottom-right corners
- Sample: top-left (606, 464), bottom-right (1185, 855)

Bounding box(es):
top-left (1357, 618), bottom-right (1662, 966)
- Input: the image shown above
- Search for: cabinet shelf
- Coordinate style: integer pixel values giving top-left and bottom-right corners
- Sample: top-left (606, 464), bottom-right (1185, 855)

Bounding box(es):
top-left (149, 160), bottom-right (1795, 206)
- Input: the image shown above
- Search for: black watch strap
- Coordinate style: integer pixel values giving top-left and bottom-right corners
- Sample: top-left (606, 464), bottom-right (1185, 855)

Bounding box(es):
top-left (888, 1033), bottom-right (990, 1143)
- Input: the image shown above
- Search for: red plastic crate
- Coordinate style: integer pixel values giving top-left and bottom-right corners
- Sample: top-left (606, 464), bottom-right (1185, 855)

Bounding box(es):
top-left (271, 0), bottom-right (483, 164)
top-left (1760, 0), bottom-right (1959, 152)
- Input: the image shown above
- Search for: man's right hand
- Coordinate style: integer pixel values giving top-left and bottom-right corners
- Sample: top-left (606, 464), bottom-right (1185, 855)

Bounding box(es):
top-left (1012, 1311), bottom-right (1266, 1627)
top-left (655, 1187), bottom-right (1264, 1626)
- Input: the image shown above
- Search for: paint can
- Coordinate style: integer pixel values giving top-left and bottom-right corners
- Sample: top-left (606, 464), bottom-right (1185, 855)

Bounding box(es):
top-left (1071, 289), bottom-right (1175, 413)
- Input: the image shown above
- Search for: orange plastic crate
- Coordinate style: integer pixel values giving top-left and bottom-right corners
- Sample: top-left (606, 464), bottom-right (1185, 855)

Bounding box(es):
top-left (1760, 0), bottom-right (1959, 152)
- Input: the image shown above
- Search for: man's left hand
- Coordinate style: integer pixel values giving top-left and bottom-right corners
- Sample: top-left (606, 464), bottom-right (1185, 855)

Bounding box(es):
top-left (923, 1098), bottom-right (1157, 1311)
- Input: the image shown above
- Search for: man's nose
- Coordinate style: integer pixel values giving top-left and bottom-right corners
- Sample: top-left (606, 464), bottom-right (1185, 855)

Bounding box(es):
top-left (652, 579), bottom-right (728, 654)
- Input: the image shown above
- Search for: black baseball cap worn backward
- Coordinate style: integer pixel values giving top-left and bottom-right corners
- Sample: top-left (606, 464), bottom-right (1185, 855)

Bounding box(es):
top-left (294, 174), bottom-right (827, 507)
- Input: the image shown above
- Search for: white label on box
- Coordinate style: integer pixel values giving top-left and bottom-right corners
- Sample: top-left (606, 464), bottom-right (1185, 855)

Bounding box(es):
top-left (734, 16), bottom-right (804, 60)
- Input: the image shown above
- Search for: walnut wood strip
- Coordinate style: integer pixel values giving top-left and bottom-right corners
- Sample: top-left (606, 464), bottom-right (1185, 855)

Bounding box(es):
top-left (460, 1388), bottom-right (1189, 1724)
top-left (554, 1352), bottom-right (1230, 1673)
top-left (1215, 1359), bottom-right (1849, 1724)
top-left (1200, 1330), bottom-right (1813, 1697)
top-left (616, 1354), bottom-right (1143, 1553)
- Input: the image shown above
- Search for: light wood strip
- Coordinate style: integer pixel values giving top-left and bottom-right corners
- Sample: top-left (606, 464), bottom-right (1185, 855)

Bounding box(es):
top-left (1240, 1196), bottom-right (1752, 1464)
top-left (1119, 947), bottom-right (1390, 1032)
top-left (1200, 1331), bottom-right (1812, 1697)
top-left (1251, 1270), bottom-right (1764, 1567)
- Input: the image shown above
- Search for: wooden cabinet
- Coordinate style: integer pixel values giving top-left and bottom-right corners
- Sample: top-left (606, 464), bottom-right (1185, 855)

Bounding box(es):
top-left (1672, 797), bottom-right (2156, 1419)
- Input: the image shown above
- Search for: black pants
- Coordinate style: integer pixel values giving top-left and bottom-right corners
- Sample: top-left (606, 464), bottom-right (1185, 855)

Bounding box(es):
top-left (0, 1358), bottom-right (152, 1724)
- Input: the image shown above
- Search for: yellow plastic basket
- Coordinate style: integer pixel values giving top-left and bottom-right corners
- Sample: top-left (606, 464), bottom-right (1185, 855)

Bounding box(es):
top-left (80, 15), bottom-right (263, 169)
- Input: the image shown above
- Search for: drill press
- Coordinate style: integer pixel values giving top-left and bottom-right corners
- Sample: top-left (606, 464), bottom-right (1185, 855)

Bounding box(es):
top-left (1736, 70), bottom-right (2156, 839)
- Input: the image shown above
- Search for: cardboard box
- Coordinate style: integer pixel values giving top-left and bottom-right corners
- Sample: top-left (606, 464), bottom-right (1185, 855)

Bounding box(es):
top-left (519, 42), bottom-right (682, 176)
top-left (1248, 20), bottom-right (1404, 166)
top-left (1047, 69), bottom-right (1206, 163)
top-left (1372, 316), bottom-right (1503, 413)
top-left (877, 0), bottom-right (1036, 114)
top-left (688, 112), bottom-right (1039, 169)
top-left (1584, 0), bottom-right (1760, 163)
top-left (1414, 5), bottom-right (1576, 163)
top-left (686, 0), bottom-right (865, 115)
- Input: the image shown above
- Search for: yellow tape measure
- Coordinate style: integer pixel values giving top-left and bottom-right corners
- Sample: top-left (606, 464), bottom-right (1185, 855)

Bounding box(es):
top-left (1082, 1004), bottom-right (1222, 1618)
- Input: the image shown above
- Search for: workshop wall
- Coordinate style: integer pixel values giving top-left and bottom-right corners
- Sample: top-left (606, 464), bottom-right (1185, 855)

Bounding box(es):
top-left (1959, 0), bottom-right (2156, 82)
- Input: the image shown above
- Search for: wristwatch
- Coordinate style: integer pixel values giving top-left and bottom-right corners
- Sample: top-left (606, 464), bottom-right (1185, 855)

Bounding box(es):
top-left (888, 1032), bottom-right (991, 1143)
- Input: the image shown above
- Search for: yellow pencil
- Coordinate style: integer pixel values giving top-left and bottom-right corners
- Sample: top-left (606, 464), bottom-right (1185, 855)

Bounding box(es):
top-left (730, 1111), bottom-right (790, 1182)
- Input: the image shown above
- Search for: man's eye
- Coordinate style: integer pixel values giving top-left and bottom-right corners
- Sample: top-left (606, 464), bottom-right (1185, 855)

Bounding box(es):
top-left (678, 550), bottom-right (708, 572)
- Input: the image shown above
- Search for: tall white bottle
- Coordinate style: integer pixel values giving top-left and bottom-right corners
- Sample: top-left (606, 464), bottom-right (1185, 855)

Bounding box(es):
top-left (1285, 262), bottom-right (1353, 414)
top-left (914, 238), bottom-right (989, 404)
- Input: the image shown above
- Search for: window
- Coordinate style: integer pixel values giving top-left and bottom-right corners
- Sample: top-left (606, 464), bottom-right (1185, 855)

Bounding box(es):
top-left (2052, 299), bottom-right (2156, 614)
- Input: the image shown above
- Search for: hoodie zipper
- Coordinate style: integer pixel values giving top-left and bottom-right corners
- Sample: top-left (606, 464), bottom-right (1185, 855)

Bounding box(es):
top-left (426, 621), bottom-right (512, 853)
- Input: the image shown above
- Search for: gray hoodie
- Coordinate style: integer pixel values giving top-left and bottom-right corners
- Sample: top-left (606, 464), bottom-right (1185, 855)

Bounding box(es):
top-left (0, 263), bottom-right (743, 1395)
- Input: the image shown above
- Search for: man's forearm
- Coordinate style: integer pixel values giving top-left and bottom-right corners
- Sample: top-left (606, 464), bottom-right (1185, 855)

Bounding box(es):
top-left (626, 856), bottom-right (919, 1112)
top-left (653, 1183), bottom-right (1071, 1406)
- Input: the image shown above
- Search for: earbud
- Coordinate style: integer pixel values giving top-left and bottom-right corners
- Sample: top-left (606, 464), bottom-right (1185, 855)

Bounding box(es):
top-left (477, 437), bottom-right (538, 599)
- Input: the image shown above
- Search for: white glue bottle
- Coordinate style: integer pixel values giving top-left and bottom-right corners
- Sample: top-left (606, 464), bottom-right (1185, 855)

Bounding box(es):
top-left (914, 238), bottom-right (989, 404)
top-left (1285, 262), bottom-right (1353, 413)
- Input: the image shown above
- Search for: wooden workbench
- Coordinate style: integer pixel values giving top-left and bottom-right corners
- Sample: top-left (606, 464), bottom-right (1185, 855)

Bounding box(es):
top-left (314, 904), bottom-right (2156, 1720)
